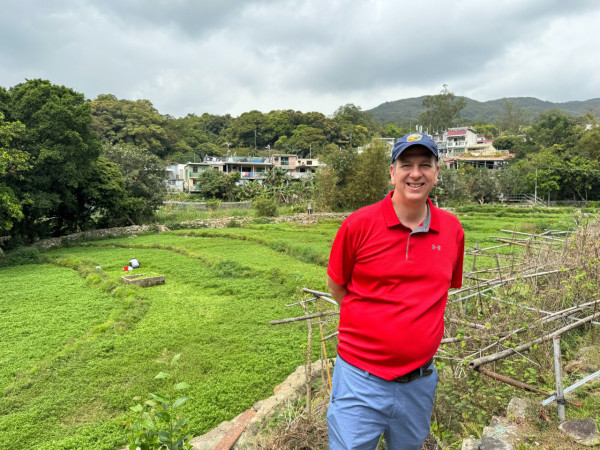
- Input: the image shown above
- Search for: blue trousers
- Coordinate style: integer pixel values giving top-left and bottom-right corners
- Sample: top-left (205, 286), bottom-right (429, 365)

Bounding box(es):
top-left (327, 356), bottom-right (438, 450)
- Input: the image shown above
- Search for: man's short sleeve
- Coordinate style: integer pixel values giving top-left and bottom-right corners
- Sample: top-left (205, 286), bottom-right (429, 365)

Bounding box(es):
top-left (327, 220), bottom-right (356, 286)
top-left (451, 229), bottom-right (465, 289)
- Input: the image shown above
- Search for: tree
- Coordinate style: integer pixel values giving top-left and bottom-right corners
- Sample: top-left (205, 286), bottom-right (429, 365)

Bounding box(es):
top-left (102, 143), bottom-right (167, 223)
top-left (264, 167), bottom-right (291, 203)
top-left (385, 124), bottom-right (410, 140)
top-left (464, 167), bottom-right (500, 204)
top-left (227, 110), bottom-right (265, 150)
top-left (511, 147), bottom-right (564, 199)
top-left (0, 113), bottom-right (30, 233)
top-left (83, 157), bottom-right (129, 227)
top-left (472, 124), bottom-right (499, 139)
top-left (313, 166), bottom-right (338, 211)
top-left (576, 127), bottom-right (600, 161)
top-left (343, 141), bottom-right (390, 209)
top-left (492, 135), bottom-right (523, 151)
top-left (527, 110), bottom-right (581, 150)
top-left (195, 168), bottom-right (239, 200)
top-left (282, 125), bottom-right (327, 156)
top-left (434, 165), bottom-right (467, 204)
top-left (7, 79), bottom-right (102, 240)
top-left (91, 95), bottom-right (169, 156)
top-left (419, 85), bottom-right (467, 132)
top-left (496, 99), bottom-right (529, 134)
top-left (333, 104), bottom-right (380, 147)
top-left (319, 144), bottom-right (358, 205)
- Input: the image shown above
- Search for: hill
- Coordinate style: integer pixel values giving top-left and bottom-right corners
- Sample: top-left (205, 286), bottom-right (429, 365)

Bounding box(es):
top-left (367, 96), bottom-right (600, 125)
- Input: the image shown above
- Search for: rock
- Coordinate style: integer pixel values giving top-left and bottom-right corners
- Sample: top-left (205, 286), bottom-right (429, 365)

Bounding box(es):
top-left (478, 436), bottom-right (514, 449)
top-left (422, 433), bottom-right (442, 449)
top-left (558, 418), bottom-right (600, 446)
top-left (461, 437), bottom-right (479, 450)
top-left (506, 397), bottom-right (538, 420)
top-left (482, 416), bottom-right (519, 443)
top-left (564, 346), bottom-right (599, 374)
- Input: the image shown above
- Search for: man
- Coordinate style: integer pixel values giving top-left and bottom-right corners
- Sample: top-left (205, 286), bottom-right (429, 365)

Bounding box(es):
top-left (326, 133), bottom-right (464, 449)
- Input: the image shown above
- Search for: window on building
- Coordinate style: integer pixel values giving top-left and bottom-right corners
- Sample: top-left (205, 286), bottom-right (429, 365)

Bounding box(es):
top-left (193, 166), bottom-right (198, 173)
top-left (281, 157), bottom-right (289, 165)
top-left (307, 161), bottom-right (312, 165)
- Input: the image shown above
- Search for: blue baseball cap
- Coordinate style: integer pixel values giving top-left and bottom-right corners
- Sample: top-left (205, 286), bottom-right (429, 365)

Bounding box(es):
top-left (391, 133), bottom-right (438, 163)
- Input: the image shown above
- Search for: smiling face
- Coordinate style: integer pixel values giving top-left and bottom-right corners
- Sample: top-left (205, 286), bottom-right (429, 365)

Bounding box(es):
top-left (390, 146), bottom-right (439, 208)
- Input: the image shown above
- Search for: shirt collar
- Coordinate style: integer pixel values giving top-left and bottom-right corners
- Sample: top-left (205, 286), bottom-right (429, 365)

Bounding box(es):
top-left (382, 191), bottom-right (439, 232)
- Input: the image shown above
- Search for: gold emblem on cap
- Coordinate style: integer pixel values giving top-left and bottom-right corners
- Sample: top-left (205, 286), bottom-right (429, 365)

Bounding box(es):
top-left (407, 133), bottom-right (422, 142)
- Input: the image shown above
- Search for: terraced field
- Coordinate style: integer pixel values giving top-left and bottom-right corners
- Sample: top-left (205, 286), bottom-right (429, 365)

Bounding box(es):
top-left (0, 209), bottom-right (585, 448)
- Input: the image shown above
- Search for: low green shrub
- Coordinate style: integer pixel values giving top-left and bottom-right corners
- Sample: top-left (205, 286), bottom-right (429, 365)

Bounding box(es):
top-left (0, 246), bottom-right (44, 268)
top-left (205, 199), bottom-right (221, 211)
top-left (253, 197), bottom-right (278, 217)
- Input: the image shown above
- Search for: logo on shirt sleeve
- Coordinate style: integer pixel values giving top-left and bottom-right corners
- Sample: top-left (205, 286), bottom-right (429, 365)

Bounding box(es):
top-left (432, 244), bottom-right (441, 251)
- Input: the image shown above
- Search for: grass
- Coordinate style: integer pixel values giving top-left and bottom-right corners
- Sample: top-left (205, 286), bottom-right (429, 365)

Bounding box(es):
top-left (0, 232), bottom-right (329, 448)
top-left (0, 204), bottom-right (596, 448)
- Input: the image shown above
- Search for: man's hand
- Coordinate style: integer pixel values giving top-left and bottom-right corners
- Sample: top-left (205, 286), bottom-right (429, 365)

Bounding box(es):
top-left (327, 276), bottom-right (347, 306)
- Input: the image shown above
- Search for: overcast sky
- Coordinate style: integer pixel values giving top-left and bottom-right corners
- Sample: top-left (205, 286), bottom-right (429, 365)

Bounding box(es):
top-left (1, 0), bottom-right (599, 118)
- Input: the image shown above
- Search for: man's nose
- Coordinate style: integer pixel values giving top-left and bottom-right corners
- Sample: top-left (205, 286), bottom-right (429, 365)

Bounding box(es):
top-left (408, 165), bottom-right (421, 178)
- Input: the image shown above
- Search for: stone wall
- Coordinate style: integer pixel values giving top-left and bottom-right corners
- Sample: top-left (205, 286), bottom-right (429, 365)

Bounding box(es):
top-left (32, 213), bottom-right (349, 250)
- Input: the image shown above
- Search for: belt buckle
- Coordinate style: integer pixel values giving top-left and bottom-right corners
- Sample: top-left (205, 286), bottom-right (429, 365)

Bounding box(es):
top-left (394, 370), bottom-right (418, 383)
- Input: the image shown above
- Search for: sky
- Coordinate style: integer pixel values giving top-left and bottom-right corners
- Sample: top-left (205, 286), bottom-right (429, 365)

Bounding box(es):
top-left (1, 0), bottom-right (599, 118)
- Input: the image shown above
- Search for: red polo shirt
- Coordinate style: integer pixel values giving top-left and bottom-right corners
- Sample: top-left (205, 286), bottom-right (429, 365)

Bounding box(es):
top-left (327, 192), bottom-right (464, 380)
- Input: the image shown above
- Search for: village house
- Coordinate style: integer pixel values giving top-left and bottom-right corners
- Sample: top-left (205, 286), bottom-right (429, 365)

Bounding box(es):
top-left (271, 154), bottom-right (325, 179)
top-left (167, 153), bottom-right (325, 193)
top-left (165, 163), bottom-right (187, 192)
top-left (205, 155), bottom-right (272, 183)
top-left (183, 162), bottom-right (211, 193)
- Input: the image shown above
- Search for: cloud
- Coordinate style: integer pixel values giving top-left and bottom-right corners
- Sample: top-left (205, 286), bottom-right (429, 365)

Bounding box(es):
top-left (1, 0), bottom-right (599, 117)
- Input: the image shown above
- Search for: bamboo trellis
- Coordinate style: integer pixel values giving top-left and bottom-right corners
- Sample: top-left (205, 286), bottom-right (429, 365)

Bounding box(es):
top-left (271, 224), bottom-right (600, 415)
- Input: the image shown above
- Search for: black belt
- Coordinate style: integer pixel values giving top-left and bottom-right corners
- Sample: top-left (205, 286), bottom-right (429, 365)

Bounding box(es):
top-left (393, 358), bottom-right (434, 383)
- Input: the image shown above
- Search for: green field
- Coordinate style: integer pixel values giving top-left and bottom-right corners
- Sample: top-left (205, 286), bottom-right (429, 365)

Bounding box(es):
top-left (0, 207), bottom-right (589, 448)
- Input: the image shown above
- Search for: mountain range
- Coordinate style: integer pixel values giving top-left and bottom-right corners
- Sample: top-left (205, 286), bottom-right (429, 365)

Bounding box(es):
top-left (366, 96), bottom-right (600, 125)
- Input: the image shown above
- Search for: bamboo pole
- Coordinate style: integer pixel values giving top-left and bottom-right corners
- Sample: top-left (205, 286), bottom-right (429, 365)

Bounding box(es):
top-left (500, 229), bottom-right (565, 242)
top-left (270, 311), bottom-right (339, 325)
top-left (319, 321), bottom-right (332, 391)
top-left (475, 366), bottom-right (551, 396)
top-left (553, 337), bottom-right (566, 422)
top-left (446, 317), bottom-right (488, 330)
top-left (440, 336), bottom-right (474, 344)
top-left (465, 299), bottom-right (600, 359)
top-left (450, 269), bottom-right (561, 297)
top-left (467, 310), bottom-right (600, 370)
top-left (322, 331), bottom-right (339, 341)
top-left (301, 288), bottom-right (339, 307)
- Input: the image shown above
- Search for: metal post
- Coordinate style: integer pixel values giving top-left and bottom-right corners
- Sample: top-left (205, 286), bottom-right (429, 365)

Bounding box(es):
top-left (553, 337), bottom-right (566, 422)
top-left (534, 168), bottom-right (538, 203)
